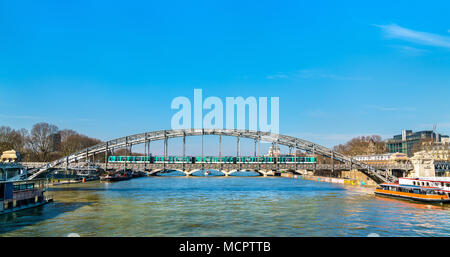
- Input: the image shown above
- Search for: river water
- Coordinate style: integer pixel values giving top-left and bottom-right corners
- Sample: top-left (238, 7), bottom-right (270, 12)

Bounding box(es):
top-left (1, 175), bottom-right (449, 237)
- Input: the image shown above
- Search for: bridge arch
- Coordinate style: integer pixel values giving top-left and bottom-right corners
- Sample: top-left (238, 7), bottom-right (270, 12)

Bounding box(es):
top-left (27, 129), bottom-right (396, 183)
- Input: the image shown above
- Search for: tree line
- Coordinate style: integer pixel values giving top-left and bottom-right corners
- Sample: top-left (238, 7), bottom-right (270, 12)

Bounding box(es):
top-left (2, 124), bottom-right (437, 163)
top-left (332, 135), bottom-right (387, 157)
top-left (0, 122), bottom-right (101, 162)
top-left (331, 135), bottom-right (442, 158)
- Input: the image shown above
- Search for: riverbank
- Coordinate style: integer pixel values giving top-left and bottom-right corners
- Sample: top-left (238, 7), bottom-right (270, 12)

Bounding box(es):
top-left (281, 172), bottom-right (377, 187)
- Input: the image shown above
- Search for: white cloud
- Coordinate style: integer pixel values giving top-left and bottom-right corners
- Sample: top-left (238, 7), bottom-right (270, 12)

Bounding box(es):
top-left (0, 114), bottom-right (41, 120)
top-left (365, 105), bottom-right (415, 112)
top-left (266, 73), bottom-right (288, 79)
top-left (296, 69), bottom-right (369, 81)
top-left (267, 69), bottom-right (369, 81)
top-left (376, 24), bottom-right (450, 49)
top-left (392, 45), bottom-right (429, 56)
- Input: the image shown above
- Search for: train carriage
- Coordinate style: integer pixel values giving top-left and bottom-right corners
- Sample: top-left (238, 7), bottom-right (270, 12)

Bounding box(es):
top-left (107, 155), bottom-right (317, 164)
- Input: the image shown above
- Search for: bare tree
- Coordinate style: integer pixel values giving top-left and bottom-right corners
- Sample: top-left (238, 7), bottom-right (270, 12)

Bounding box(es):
top-left (61, 133), bottom-right (102, 157)
top-left (0, 126), bottom-right (15, 153)
top-left (59, 129), bottom-right (78, 143)
top-left (333, 135), bottom-right (387, 156)
top-left (29, 122), bottom-right (59, 161)
top-left (0, 126), bottom-right (29, 154)
top-left (0, 122), bottom-right (106, 162)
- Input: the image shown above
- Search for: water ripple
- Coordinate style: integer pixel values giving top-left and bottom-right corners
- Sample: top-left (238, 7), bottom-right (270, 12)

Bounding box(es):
top-left (1, 177), bottom-right (449, 237)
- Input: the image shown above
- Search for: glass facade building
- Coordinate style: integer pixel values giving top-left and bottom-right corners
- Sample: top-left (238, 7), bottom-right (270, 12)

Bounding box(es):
top-left (386, 130), bottom-right (449, 157)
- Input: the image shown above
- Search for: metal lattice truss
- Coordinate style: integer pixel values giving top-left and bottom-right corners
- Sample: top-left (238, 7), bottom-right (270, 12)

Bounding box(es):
top-left (28, 129), bottom-right (397, 183)
top-left (435, 162), bottom-right (450, 172)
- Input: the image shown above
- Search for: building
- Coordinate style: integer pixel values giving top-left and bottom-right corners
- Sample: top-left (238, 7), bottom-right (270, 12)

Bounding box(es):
top-left (353, 152), bottom-right (409, 165)
top-left (386, 130), bottom-right (449, 157)
top-left (266, 145), bottom-right (280, 157)
top-left (353, 153), bottom-right (391, 164)
top-left (50, 133), bottom-right (61, 152)
top-left (0, 150), bottom-right (22, 163)
top-left (410, 147), bottom-right (450, 177)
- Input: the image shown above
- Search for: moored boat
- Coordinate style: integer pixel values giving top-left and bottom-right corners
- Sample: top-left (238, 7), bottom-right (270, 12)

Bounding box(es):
top-left (375, 183), bottom-right (450, 203)
top-left (0, 162), bottom-right (52, 215)
top-left (398, 177), bottom-right (450, 196)
top-left (100, 171), bottom-right (132, 182)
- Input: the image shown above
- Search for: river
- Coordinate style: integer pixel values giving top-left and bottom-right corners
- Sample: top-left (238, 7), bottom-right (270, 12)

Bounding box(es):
top-left (1, 175), bottom-right (449, 237)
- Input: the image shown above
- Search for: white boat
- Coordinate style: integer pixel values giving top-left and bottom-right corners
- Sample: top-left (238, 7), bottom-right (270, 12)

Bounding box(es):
top-left (398, 177), bottom-right (450, 195)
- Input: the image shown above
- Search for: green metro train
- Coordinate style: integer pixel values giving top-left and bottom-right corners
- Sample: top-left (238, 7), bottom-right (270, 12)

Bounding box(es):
top-left (108, 156), bottom-right (317, 164)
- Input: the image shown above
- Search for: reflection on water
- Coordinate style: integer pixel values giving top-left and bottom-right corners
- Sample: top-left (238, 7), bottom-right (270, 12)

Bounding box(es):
top-left (0, 177), bottom-right (449, 237)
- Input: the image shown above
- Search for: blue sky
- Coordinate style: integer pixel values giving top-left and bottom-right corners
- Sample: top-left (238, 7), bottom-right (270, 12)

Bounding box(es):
top-left (1, 0), bottom-right (449, 154)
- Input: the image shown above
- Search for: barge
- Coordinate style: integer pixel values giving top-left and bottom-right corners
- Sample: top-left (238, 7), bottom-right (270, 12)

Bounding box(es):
top-left (100, 171), bottom-right (132, 182)
top-left (0, 162), bottom-right (52, 215)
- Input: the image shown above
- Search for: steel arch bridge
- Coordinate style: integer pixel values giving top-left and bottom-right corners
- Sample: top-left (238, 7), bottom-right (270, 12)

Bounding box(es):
top-left (27, 129), bottom-right (397, 183)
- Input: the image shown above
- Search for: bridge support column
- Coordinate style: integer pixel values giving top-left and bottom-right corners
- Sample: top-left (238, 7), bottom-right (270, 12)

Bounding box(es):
top-left (219, 135), bottom-right (224, 173)
top-left (219, 135), bottom-right (222, 158)
top-left (313, 146), bottom-right (316, 174)
top-left (105, 142), bottom-right (109, 172)
top-left (332, 151), bottom-right (335, 173)
top-left (144, 133), bottom-right (147, 171)
top-left (183, 134), bottom-right (186, 158)
top-left (237, 135), bottom-right (240, 156)
top-left (125, 137), bottom-right (128, 171)
top-left (259, 170), bottom-right (269, 177)
top-left (237, 135), bottom-right (241, 171)
top-left (274, 141), bottom-right (279, 171)
top-left (257, 136), bottom-right (261, 171)
top-left (183, 133), bottom-right (186, 172)
top-left (163, 133), bottom-right (167, 172)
